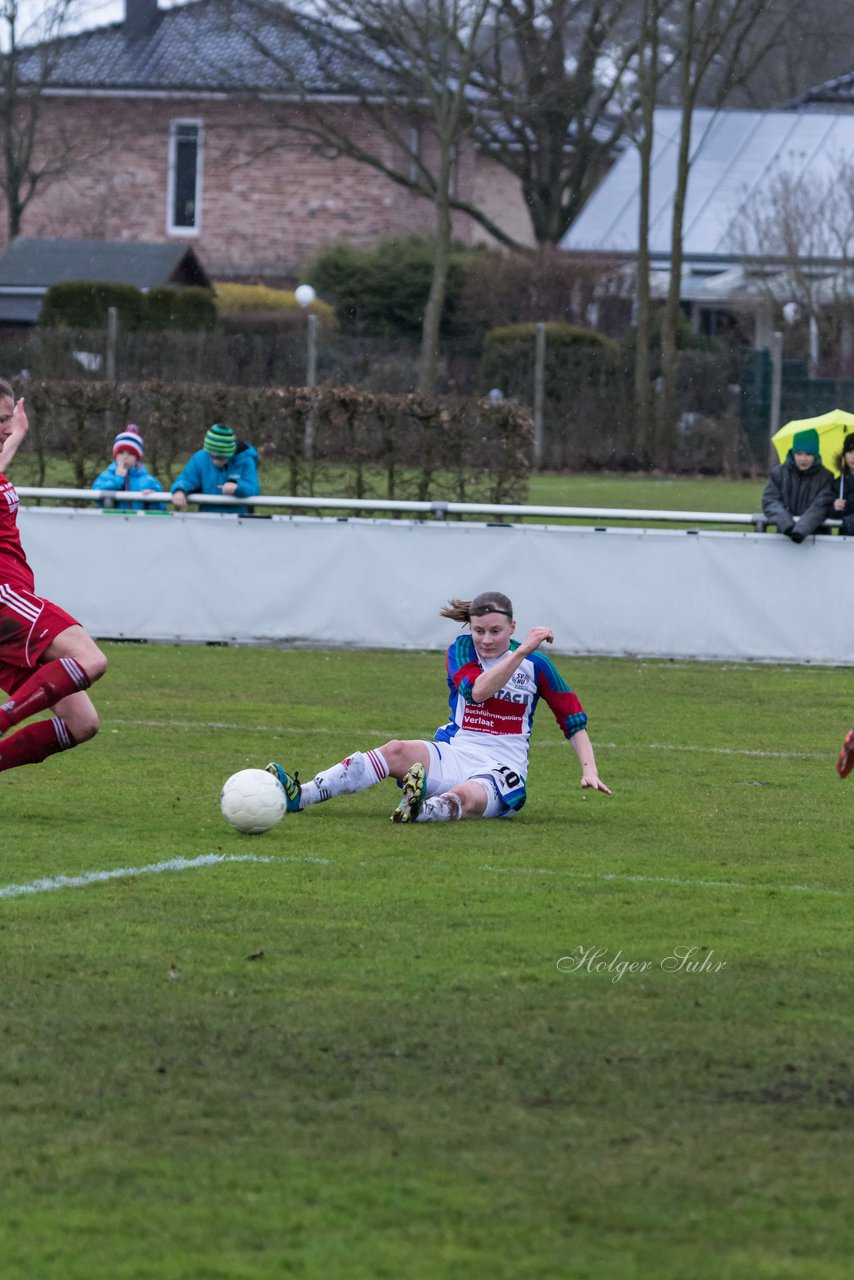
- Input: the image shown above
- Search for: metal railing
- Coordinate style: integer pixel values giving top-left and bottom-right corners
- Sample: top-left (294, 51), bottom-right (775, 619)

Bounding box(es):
top-left (16, 487), bottom-right (844, 533)
top-left (15, 487), bottom-right (776, 528)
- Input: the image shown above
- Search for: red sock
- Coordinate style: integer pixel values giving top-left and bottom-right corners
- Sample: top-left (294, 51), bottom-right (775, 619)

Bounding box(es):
top-left (0, 658), bottom-right (91, 732)
top-left (0, 718), bottom-right (75, 772)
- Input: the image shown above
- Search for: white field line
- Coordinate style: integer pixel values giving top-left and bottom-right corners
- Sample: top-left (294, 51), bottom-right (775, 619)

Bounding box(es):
top-left (0, 852), bottom-right (328, 901)
top-left (0, 850), bottom-right (840, 905)
top-left (481, 864), bottom-right (842, 896)
top-left (644, 742), bottom-right (820, 760)
top-left (106, 718), bottom-right (370, 734)
top-left (105, 719), bottom-right (825, 761)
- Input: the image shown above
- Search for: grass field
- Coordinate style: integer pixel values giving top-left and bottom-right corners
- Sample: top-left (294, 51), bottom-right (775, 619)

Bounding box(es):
top-left (528, 471), bottom-right (763, 513)
top-left (1, 643), bottom-right (852, 1279)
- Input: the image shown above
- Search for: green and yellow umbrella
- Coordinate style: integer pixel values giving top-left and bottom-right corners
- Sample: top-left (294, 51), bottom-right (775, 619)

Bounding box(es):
top-left (771, 408), bottom-right (854, 477)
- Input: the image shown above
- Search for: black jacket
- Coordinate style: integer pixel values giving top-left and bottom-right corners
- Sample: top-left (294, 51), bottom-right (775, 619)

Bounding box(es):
top-left (762, 454), bottom-right (834, 537)
top-left (831, 469), bottom-right (854, 535)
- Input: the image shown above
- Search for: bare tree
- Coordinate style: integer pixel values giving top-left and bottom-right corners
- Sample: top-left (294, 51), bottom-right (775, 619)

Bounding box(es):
top-left (469, 0), bottom-right (640, 246)
top-left (236, 0), bottom-right (499, 394)
top-left (657, 0), bottom-right (787, 457)
top-left (0, 0), bottom-right (86, 241)
top-left (731, 163), bottom-right (854, 374)
top-left (697, 0), bottom-right (854, 109)
top-left (626, 0), bottom-right (671, 458)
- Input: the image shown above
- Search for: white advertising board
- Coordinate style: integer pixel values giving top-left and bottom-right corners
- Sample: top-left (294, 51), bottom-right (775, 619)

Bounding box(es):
top-left (18, 508), bottom-right (854, 665)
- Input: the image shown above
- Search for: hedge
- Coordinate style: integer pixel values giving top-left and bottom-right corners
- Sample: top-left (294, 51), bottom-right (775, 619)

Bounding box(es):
top-left (306, 237), bottom-right (469, 337)
top-left (18, 379), bottom-right (532, 505)
top-left (143, 286), bottom-right (217, 331)
top-left (39, 281), bottom-right (144, 331)
top-left (480, 321), bottom-right (617, 396)
top-left (214, 282), bottom-right (337, 336)
top-left (479, 322), bottom-right (634, 469)
top-left (39, 281), bottom-right (217, 332)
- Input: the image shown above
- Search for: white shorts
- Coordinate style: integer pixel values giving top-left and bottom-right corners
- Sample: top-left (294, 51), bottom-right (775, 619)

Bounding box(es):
top-left (424, 740), bottom-right (527, 818)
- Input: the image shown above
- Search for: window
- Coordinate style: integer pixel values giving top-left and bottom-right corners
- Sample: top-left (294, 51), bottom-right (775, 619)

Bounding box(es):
top-left (167, 119), bottom-right (203, 235)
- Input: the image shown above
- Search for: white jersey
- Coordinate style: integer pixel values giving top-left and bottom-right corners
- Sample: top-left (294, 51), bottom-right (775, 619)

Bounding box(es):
top-left (433, 634), bottom-right (588, 778)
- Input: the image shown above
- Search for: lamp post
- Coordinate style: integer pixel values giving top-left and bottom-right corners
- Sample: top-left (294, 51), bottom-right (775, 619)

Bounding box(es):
top-left (295, 283), bottom-right (317, 459)
top-left (295, 283), bottom-right (317, 386)
top-left (533, 321), bottom-right (546, 470)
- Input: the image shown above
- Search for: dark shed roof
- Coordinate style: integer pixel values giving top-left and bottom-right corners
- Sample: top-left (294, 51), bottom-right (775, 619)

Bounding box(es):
top-left (0, 237), bottom-right (212, 290)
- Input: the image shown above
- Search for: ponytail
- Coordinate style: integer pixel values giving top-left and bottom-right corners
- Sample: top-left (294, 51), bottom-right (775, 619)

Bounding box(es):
top-left (440, 591), bottom-right (513, 625)
top-left (440, 598), bottom-right (473, 624)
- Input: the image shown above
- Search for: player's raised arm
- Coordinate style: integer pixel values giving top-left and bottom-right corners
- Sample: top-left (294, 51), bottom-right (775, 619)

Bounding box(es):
top-left (470, 625), bottom-right (553, 703)
top-left (0, 396), bottom-right (28, 471)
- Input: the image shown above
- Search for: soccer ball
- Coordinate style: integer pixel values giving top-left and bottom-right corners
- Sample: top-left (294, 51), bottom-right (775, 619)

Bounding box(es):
top-left (220, 768), bottom-right (287, 835)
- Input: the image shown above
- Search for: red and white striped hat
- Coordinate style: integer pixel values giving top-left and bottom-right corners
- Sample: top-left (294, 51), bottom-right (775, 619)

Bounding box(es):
top-left (112, 426), bottom-right (144, 460)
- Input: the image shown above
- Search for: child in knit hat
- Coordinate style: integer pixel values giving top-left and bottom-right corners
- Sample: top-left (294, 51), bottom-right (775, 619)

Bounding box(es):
top-left (170, 423), bottom-right (259, 515)
top-left (93, 426), bottom-right (166, 512)
top-left (761, 427), bottom-right (834, 543)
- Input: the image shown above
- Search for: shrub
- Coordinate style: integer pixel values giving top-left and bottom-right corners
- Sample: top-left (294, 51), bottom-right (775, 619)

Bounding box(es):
top-left (480, 321), bottom-right (617, 398)
top-left (217, 309), bottom-right (304, 337)
top-left (214, 282), bottom-right (337, 335)
top-left (39, 281), bottom-right (144, 330)
top-left (306, 236), bottom-right (469, 337)
top-left (485, 321), bottom-right (614, 349)
top-left (671, 412), bottom-right (747, 477)
top-left (143, 286), bottom-right (217, 331)
top-left (39, 282), bottom-right (219, 333)
top-left (458, 247), bottom-right (632, 341)
top-left (215, 282), bottom-right (300, 312)
top-left (480, 323), bottom-right (628, 469)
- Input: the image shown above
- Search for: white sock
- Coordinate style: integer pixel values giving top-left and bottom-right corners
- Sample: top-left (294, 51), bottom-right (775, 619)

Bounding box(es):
top-left (300, 748), bottom-right (389, 807)
top-left (416, 793), bottom-right (463, 822)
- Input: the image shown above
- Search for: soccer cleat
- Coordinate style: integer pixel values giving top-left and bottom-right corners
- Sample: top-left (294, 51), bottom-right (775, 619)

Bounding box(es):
top-left (837, 728), bottom-right (854, 779)
top-left (391, 762), bottom-right (427, 823)
top-left (265, 761), bottom-right (302, 812)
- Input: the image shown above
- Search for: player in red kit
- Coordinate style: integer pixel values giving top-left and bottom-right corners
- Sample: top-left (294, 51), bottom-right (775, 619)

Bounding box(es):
top-left (0, 379), bottom-right (107, 775)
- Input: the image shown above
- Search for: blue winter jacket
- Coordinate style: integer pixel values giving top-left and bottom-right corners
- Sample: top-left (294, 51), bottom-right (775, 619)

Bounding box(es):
top-left (170, 442), bottom-right (260, 514)
top-left (93, 460), bottom-right (166, 511)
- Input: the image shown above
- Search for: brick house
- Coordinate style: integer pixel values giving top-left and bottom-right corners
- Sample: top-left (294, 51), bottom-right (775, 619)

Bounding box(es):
top-left (12, 0), bottom-right (533, 282)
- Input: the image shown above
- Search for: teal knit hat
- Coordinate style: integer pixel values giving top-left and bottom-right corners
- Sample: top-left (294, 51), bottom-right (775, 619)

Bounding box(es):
top-left (204, 423), bottom-right (237, 457)
top-left (791, 428), bottom-right (820, 457)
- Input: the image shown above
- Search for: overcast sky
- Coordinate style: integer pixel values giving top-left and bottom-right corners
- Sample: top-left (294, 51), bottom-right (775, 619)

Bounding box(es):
top-left (73, 1), bottom-right (124, 29)
top-left (77, 1), bottom-right (193, 31)
top-left (12, 1), bottom-right (191, 44)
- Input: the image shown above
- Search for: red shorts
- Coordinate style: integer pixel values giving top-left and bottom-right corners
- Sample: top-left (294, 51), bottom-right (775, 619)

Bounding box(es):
top-left (0, 584), bottom-right (81, 696)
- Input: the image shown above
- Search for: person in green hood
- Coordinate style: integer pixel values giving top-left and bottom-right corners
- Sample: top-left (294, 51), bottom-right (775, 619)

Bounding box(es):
top-left (762, 427), bottom-right (834, 543)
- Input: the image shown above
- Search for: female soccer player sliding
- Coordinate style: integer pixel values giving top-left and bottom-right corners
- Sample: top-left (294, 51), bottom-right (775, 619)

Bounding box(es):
top-left (266, 590), bottom-right (611, 823)
top-left (0, 380), bottom-right (107, 774)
